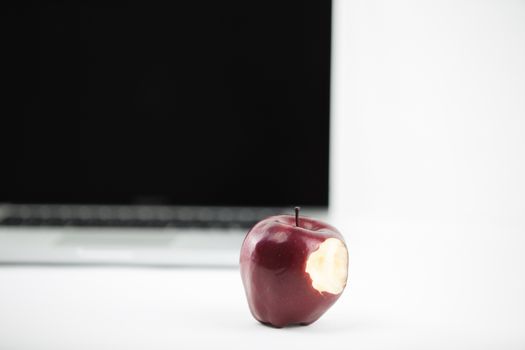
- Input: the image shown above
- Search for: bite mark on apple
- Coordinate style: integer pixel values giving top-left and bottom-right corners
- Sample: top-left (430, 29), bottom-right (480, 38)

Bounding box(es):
top-left (305, 238), bottom-right (348, 294)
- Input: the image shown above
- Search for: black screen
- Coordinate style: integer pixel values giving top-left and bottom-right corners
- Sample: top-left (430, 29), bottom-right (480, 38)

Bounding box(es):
top-left (1, 1), bottom-right (331, 207)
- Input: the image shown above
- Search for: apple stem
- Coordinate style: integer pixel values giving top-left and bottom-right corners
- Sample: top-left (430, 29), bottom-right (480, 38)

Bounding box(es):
top-left (294, 206), bottom-right (300, 227)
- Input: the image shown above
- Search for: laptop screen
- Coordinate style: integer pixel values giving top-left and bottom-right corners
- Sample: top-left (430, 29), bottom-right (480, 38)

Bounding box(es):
top-left (1, 1), bottom-right (331, 207)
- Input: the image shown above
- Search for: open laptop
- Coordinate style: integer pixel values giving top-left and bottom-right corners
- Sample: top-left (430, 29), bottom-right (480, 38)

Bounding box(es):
top-left (0, 1), bottom-right (332, 266)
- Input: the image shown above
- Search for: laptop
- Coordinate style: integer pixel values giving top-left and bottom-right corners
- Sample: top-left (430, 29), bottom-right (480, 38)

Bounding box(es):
top-left (0, 1), bottom-right (332, 266)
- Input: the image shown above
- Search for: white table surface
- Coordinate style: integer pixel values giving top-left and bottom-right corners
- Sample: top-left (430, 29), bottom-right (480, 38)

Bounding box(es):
top-left (1, 217), bottom-right (524, 350)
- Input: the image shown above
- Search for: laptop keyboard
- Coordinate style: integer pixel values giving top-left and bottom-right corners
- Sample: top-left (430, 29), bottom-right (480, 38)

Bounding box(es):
top-left (0, 217), bottom-right (257, 228)
top-left (0, 206), bottom-right (279, 229)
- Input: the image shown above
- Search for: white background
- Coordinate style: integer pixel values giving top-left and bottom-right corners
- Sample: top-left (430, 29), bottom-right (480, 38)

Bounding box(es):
top-left (1, 0), bottom-right (525, 349)
top-left (331, 0), bottom-right (525, 223)
top-left (330, 0), bottom-right (525, 348)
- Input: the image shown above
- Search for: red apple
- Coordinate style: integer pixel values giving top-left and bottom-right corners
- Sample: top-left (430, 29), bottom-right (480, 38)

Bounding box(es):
top-left (240, 208), bottom-right (348, 328)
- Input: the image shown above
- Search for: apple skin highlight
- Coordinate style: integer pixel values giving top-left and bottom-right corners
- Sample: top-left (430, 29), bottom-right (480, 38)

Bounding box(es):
top-left (240, 214), bottom-right (348, 328)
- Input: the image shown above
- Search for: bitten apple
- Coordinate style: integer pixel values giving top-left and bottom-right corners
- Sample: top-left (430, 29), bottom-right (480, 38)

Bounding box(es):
top-left (240, 207), bottom-right (348, 328)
